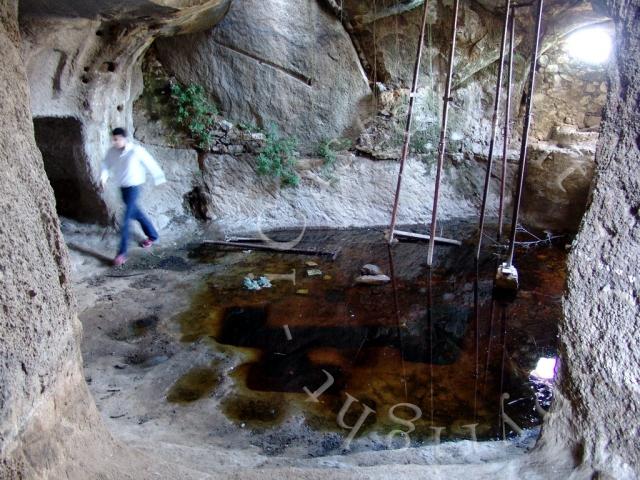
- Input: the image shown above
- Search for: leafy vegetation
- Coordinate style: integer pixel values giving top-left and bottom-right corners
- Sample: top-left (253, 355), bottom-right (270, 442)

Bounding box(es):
top-left (316, 138), bottom-right (352, 169)
top-left (410, 126), bottom-right (438, 154)
top-left (170, 83), bottom-right (218, 151)
top-left (237, 121), bottom-right (259, 132)
top-left (317, 140), bottom-right (337, 170)
top-left (256, 125), bottom-right (300, 187)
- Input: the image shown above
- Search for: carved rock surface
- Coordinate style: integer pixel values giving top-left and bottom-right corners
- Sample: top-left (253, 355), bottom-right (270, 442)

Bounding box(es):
top-left (198, 152), bottom-right (488, 233)
top-left (20, 0), bottom-right (232, 225)
top-left (155, 0), bottom-right (371, 147)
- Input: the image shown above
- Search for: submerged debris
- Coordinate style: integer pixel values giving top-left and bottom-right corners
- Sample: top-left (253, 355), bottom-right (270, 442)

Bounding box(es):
top-left (243, 274), bottom-right (273, 290)
top-left (361, 264), bottom-right (383, 276)
top-left (356, 263), bottom-right (389, 285)
top-left (355, 274), bottom-right (390, 285)
top-left (265, 269), bottom-right (296, 285)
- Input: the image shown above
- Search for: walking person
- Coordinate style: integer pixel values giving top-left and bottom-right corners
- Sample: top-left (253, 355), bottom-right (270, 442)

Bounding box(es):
top-left (100, 128), bottom-right (166, 266)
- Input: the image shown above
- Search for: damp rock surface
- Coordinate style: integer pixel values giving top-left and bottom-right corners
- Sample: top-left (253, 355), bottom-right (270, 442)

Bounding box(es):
top-left (73, 225), bottom-right (567, 463)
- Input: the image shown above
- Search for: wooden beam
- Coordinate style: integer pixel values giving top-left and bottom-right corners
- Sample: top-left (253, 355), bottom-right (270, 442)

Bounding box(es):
top-left (202, 240), bottom-right (339, 259)
top-left (392, 230), bottom-right (462, 246)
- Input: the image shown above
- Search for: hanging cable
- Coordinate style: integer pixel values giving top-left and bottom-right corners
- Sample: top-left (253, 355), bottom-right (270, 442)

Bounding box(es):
top-left (496, 0), bottom-right (545, 291)
top-left (498, 10), bottom-right (516, 242)
top-left (473, 262), bottom-right (480, 423)
top-left (497, 303), bottom-right (508, 437)
top-left (387, 244), bottom-right (408, 401)
top-left (427, 268), bottom-right (434, 424)
top-left (475, 0), bottom-right (512, 260)
top-left (395, 1), bottom-right (401, 77)
top-left (373, 0), bottom-right (379, 108)
top-left (483, 297), bottom-right (496, 398)
top-left (387, 0), bottom-right (431, 242)
top-left (426, 0), bottom-right (461, 267)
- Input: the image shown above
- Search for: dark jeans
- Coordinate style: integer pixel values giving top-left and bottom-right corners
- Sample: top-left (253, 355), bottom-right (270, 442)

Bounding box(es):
top-left (118, 186), bottom-right (158, 255)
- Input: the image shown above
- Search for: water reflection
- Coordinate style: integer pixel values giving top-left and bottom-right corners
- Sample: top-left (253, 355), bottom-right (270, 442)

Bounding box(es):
top-left (178, 226), bottom-right (565, 452)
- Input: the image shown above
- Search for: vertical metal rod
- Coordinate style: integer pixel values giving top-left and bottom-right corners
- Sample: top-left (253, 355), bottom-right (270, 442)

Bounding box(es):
top-left (426, 268), bottom-right (434, 423)
top-left (506, 0), bottom-right (544, 267)
top-left (388, 0), bottom-right (431, 243)
top-left (387, 244), bottom-right (408, 401)
top-left (498, 305), bottom-right (508, 435)
top-left (426, 0), bottom-right (460, 266)
top-left (497, 11), bottom-right (516, 241)
top-left (475, 0), bottom-right (511, 260)
top-left (473, 261), bottom-right (480, 422)
top-left (482, 298), bottom-right (496, 395)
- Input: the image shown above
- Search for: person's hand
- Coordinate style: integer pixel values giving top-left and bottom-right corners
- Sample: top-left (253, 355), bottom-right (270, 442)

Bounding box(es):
top-left (99, 171), bottom-right (109, 192)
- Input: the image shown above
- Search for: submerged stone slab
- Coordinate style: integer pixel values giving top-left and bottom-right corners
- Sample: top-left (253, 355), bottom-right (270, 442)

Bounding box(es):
top-left (355, 274), bottom-right (390, 285)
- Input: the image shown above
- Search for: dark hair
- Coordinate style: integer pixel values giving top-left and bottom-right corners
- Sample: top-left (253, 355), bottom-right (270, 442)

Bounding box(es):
top-left (111, 127), bottom-right (128, 137)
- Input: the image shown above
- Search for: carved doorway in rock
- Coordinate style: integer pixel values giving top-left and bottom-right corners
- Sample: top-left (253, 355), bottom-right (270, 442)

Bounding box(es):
top-left (34, 116), bottom-right (109, 224)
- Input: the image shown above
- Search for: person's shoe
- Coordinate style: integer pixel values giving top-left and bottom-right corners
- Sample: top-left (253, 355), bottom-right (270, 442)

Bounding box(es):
top-left (113, 254), bottom-right (127, 266)
top-left (139, 238), bottom-right (154, 249)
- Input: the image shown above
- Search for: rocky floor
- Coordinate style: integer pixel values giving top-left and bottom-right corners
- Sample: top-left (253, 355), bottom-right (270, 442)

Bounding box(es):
top-left (66, 221), bottom-right (565, 474)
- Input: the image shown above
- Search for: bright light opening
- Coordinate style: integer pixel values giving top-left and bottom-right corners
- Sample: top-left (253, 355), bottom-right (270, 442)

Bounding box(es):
top-left (531, 357), bottom-right (557, 381)
top-left (564, 27), bottom-right (613, 64)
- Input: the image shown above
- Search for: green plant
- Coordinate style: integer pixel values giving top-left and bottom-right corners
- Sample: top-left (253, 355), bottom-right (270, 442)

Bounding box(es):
top-left (316, 139), bottom-right (337, 169)
top-left (316, 138), bottom-right (352, 170)
top-left (170, 82), bottom-right (218, 151)
top-left (237, 121), bottom-right (259, 132)
top-left (257, 125), bottom-right (300, 187)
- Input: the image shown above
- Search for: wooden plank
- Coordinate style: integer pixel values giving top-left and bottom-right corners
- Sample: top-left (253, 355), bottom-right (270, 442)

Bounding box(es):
top-left (393, 230), bottom-right (462, 246)
top-left (202, 240), bottom-right (339, 259)
top-left (225, 237), bottom-right (264, 243)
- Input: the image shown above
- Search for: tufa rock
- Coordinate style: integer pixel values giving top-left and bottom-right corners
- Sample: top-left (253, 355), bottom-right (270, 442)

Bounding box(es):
top-left (361, 264), bottom-right (384, 276)
top-left (355, 274), bottom-right (391, 285)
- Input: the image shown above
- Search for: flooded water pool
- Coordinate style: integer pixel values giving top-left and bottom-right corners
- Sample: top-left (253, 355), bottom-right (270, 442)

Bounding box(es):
top-left (174, 225), bottom-right (566, 454)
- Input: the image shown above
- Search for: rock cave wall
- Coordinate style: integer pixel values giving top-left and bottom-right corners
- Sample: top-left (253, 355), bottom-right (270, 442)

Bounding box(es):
top-left (18, 0), bottom-right (612, 235)
top-left (2, 0), bottom-right (640, 478)
top-left (548, 0), bottom-right (640, 475)
top-left (330, 0), bottom-right (611, 233)
top-left (138, 0), bottom-right (510, 233)
top-left (19, 0), bottom-right (232, 227)
top-left (132, 44), bottom-right (493, 232)
top-left (135, 0), bottom-right (611, 234)
top-left (0, 1), bottom-right (107, 476)
top-left (154, 0), bottom-right (372, 148)
top-left (533, 39), bottom-right (610, 139)
top-left (520, 26), bottom-right (611, 232)
top-left (0, 1), bottom-right (243, 478)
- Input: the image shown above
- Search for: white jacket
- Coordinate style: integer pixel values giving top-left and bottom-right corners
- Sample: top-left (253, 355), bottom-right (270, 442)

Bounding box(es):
top-left (101, 142), bottom-right (166, 188)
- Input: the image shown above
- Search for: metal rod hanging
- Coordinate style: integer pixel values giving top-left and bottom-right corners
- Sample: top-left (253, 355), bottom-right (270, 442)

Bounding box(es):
top-left (475, 0), bottom-right (511, 260)
top-left (426, 0), bottom-right (460, 267)
top-left (386, 244), bottom-right (408, 400)
top-left (498, 10), bottom-right (516, 241)
top-left (387, 0), bottom-right (431, 243)
top-left (506, 0), bottom-right (544, 267)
